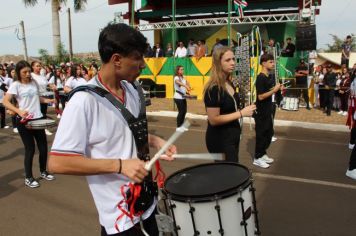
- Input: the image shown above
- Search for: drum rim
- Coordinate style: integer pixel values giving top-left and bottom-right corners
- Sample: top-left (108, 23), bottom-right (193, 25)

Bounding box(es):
top-left (25, 119), bottom-right (56, 129)
top-left (164, 162), bottom-right (251, 203)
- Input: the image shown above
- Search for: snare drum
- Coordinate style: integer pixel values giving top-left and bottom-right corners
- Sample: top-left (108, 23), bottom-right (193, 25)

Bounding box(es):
top-left (282, 97), bottom-right (299, 111)
top-left (41, 91), bottom-right (55, 99)
top-left (25, 119), bottom-right (56, 130)
top-left (184, 94), bottom-right (198, 100)
top-left (164, 163), bottom-right (260, 236)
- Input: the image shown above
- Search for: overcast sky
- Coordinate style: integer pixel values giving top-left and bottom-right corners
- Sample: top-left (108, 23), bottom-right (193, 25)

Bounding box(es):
top-left (0, 0), bottom-right (355, 57)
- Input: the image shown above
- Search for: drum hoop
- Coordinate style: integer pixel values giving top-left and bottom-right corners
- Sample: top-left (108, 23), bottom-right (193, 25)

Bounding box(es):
top-left (164, 162), bottom-right (252, 203)
top-left (26, 119), bottom-right (56, 129)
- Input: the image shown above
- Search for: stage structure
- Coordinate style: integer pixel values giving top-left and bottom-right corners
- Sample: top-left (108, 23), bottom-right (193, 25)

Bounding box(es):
top-left (108, 0), bottom-right (322, 101)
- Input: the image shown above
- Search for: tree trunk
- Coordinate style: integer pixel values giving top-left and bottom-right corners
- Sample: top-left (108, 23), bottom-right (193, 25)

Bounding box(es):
top-left (51, 0), bottom-right (61, 57)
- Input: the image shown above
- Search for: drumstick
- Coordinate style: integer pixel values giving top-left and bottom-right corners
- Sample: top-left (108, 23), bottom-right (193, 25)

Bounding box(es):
top-left (145, 120), bottom-right (191, 171)
top-left (161, 153), bottom-right (224, 161)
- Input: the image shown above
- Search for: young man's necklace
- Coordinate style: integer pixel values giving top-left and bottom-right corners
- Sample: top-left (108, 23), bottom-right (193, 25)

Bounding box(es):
top-left (97, 74), bottom-right (125, 104)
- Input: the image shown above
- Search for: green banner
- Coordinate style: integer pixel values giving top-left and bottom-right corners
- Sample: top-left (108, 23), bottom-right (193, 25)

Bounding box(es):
top-left (159, 58), bottom-right (202, 76)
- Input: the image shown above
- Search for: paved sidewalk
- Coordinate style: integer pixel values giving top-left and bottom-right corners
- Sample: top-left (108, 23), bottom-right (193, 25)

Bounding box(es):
top-left (147, 98), bottom-right (347, 126)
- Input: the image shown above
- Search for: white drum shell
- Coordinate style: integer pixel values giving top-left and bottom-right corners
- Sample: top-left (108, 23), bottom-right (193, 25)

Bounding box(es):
top-left (282, 97), bottom-right (299, 111)
top-left (168, 183), bottom-right (256, 236)
top-left (25, 119), bottom-right (56, 130)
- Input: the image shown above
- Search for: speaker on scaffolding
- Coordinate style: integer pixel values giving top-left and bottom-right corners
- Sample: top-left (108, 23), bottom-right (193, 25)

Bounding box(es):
top-left (296, 24), bottom-right (317, 51)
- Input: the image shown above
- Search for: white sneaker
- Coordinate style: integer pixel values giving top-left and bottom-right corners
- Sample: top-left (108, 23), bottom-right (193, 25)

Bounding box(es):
top-left (13, 128), bottom-right (18, 133)
top-left (343, 111), bottom-right (348, 116)
top-left (40, 171), bottom-right (55, 181)
top-left (337, 111), bottom-right (343, 115)
top-left (261, 154), bottom-right (274, 164)
top-left (349, 143), bottom-right (355, 150)
top-left (253, 158), bottom-right (270, 168)
top-left (271, 136), bottom-right (277, 142)
top-left (346, 169), bottom-right (356, 180)
top-left (3, 125), bottom-right (10, 129)
top-left (176, 127), bottom-right (188, 132)
top-left (45, 129), bottom-right (53, 136)
top-left (57, 114), bottom-right (61, 119)
top-left (25, 177), bottom-right (40, 188)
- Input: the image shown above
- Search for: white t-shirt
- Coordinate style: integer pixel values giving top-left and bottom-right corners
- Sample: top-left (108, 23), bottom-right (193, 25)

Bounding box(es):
top-left (31, 72), bottom-right (48, 96)
top-left (49, 76), bottom-right (64, 90)
top-left (7, 81), bottom-right (43, 119)
top-left (5, 77), bottom-right (14, 87)
top-left (51, 77), bottom-right (155, 234)
top-left (173, 76), bottom-right (187, 99)
top-left (175, 47), bottom-right (187, 58)
top-left (65, 76), bottom-right (87, 89)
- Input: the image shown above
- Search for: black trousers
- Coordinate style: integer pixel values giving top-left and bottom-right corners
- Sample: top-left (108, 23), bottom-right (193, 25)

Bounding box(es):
top-left (254, 114), bottom-right (274, 159)
top-left (326, 90), bottom-right (335, 115)
top-left (342, 58), bottom-right (350, 69)
top-left (350, 128), bottom-right (356, 145)
top-left (206, 126), bottom-right (241, 163)
top-left (340, 93), bottom-right (348, 112)
top-left (349, 144), bottom-right (356, 170)
top-left (174, 98), bottom-right (187, 127)
top-left (0, 105), bottom-right (5, 128)
top-left (40, 103), bottom-right (48, 118)
top-left (17, 122), bottom-right (48, 178)
top-left (101, 211), bottom-right (158, 236)
top-left (319, 85), bottom-right (326, 109)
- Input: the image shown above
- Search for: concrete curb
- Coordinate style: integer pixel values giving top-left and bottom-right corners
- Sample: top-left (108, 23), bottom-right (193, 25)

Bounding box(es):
top-left (147, 111), bottom-right (349, 133)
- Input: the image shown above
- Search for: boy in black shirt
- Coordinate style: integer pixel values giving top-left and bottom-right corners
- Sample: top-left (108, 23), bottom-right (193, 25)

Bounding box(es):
top-left (253, 54), bottom-right (283, 168)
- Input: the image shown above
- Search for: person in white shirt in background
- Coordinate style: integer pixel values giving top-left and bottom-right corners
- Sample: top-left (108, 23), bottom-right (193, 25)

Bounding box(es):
top-left (49, 67), bottom-right (66, 118)
top-left (3, 60), bottom-right (56, 188)
top-left (173, 65), bottom-right (191, 130)
top-left (187, 39), bottom-right (197, 57)
top-left (0, 66), bottom-right (10, 129)
top-left (64, 64), bottom-right (88, 94)
top-left (31, 61), bottom-right (54, 136)
top-left (48, 23), bottom-right (177, 236)
top-left (5, 67), bottom-right (18, 132)
top-left (175, 41), bottom-right (187, 58)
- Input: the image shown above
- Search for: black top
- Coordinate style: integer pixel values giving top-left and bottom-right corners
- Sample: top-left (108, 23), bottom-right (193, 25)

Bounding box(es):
top-left (283, 43), bottom-right (296, 57)
top-left (255, 73), bottom-right (273, 115)
top-left (324, 72), bottom-right (337, 87)
top-left (204, 85), bottom-right (240, 129)
top-left (295, 65), bottom-right (308, 85)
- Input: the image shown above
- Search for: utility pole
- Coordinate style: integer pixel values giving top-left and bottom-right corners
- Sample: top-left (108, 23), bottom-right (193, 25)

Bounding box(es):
top-left (19, 21), bottom-right (28, 61)
top-left (67, 8), bottom-right (73, 61)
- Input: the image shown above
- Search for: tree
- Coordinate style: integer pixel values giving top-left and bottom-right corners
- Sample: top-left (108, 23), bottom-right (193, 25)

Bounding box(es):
top-left (325, 34), bottom-right (356, 52)
top-left (23, 0), bottom-right (87, 57)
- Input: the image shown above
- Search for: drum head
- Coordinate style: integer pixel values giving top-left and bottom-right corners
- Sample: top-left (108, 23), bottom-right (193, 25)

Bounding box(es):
top-left (164, 163), bottom-right (251, 202)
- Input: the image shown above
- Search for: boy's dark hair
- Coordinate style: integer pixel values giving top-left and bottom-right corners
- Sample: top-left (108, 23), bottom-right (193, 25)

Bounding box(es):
top-left (260, 53), bottom-right (274, 65)
top-left (347, 35), bottom-right (352, 39)
top-left (98, 23), bottom-right (148, 63)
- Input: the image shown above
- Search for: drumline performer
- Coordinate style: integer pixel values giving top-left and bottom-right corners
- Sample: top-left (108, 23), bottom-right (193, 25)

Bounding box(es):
top-left (31, 61), bottom-right (54, 135)
top-left (173, 65), bottom-right (191, 130)
top-left (63, 64), bottom-right (88, 94)
top-left (203, 46), bottom-right (256, 163)
top-left (253, 54), bottom-right (283, 168)
top-left (48, 23), bottom-right (177, 235)
top-left (2, 60), bottom-right (56, 188)
top-left (49, 67), bottom-right (66, 118)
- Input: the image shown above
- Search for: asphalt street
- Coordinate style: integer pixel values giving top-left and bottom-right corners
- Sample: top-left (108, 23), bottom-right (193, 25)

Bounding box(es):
top-left (0, 115), bottom-right (354, 236)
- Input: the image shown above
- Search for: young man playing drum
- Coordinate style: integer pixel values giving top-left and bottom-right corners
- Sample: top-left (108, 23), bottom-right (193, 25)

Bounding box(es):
top-left (253, 54), bottom-right (283, 168)
top-left (48, 23), bottom-right (176, 236)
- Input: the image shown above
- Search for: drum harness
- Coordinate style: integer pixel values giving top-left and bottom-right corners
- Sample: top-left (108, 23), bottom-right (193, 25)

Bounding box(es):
top-left (68, 79), bottom-right (166, 234)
